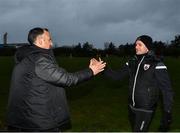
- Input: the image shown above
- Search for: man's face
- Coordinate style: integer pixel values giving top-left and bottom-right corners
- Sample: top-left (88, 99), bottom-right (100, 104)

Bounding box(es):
top-left (36, 30), bottom-right (53, 49)
top-left (135, 40), bottom-right (149, 55)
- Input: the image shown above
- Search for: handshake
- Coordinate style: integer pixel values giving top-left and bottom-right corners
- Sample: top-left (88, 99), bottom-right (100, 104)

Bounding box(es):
top-left (89, 58), bottom-right (106, 75)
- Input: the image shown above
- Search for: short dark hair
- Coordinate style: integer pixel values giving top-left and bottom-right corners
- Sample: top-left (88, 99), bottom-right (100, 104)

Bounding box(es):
top-left (28, 27), bottom-right (49, 44)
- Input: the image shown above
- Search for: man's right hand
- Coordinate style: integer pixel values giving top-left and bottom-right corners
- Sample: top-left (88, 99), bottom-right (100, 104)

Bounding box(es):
top-left (158, 111), bottom-right (172, 132)
top-left (89, 58), bottom-right (106, 75)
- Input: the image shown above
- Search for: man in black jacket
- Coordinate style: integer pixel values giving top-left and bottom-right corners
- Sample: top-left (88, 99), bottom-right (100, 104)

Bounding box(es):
top-left (103, 35), bottom-right (173, 132)
top-left (7, 27), bottom-right (106, 132)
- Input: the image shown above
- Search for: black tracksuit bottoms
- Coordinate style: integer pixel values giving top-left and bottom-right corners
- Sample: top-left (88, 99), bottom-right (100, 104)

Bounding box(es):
top-left (128, 104), bottom-right (154, 132)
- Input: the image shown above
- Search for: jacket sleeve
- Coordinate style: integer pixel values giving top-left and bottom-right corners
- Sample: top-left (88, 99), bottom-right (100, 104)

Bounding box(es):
top-left (155, 62), bottom-right (173, 112)
top-left (104, 62), bottom-right (129, 80)
top-left (35, 55), bottom-right (93, 87)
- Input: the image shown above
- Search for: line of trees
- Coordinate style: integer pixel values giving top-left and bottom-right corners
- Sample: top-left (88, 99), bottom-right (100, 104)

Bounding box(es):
top-left (0, 35), bottom-right (180, 58)
top-left (54, 35), bottom-right (180, 58)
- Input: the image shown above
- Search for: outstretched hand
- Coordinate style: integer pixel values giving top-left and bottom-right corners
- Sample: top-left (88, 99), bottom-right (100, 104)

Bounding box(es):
top-left (89, 58), bottom-right (106, 75)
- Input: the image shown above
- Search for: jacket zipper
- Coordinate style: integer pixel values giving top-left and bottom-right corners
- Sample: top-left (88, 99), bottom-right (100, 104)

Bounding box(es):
top-left (132, 56), bottom-right (145, 106)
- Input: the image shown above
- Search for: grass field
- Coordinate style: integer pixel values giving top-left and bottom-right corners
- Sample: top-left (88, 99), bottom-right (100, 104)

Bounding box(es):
top-left (0, 56), bottom-right (180, 131)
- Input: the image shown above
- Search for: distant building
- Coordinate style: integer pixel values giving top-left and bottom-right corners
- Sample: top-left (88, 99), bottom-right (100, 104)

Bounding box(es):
top-left (4, 32), bottom-right (8, 45)
top-left (0, 32), bottom-right (28, 48)
top-left (0, 43), bottom-right (29, 48)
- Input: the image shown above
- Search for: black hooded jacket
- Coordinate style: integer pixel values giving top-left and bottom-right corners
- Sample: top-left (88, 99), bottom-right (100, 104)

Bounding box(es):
top-left (105, 51), bottom-right (173, 112)
top-left (7, 45), bottom-right (93, 130)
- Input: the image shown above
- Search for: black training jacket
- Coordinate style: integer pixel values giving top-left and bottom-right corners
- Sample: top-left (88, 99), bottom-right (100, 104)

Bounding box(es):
top-left (7, 45), bottom-right (93, 130)
top-left (105, 51), bottom-right (173, 112)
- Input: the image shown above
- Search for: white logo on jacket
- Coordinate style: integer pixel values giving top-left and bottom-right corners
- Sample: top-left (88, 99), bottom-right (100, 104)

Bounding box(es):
top-left (144, 64), bottom-right (150, 70)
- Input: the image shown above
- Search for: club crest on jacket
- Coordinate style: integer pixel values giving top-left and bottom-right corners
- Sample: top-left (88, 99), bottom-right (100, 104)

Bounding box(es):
top-left (144, 64), bottom-right (150, 70)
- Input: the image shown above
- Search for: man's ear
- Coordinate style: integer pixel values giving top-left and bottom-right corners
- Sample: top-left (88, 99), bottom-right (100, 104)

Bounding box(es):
top-left (36, 36), bottom-right (43, 46)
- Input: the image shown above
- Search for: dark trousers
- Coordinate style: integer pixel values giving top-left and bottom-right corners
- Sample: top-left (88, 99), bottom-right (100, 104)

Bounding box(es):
top-left (7, 126), bottom-right (61, 132)
top-left (128, 105), bottom-right (154, 132)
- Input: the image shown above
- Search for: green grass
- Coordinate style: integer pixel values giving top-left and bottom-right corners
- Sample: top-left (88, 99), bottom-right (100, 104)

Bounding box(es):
top-left (0, 56), bottom-right (180, 131)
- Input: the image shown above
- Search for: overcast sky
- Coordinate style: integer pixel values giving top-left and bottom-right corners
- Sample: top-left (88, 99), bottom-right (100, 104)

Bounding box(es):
top-left (0, 0), bottom-right (180, 48)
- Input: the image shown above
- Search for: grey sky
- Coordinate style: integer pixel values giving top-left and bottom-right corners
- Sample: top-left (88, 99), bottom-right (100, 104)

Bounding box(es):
top-left (0, 0), bottom-right (180, 48)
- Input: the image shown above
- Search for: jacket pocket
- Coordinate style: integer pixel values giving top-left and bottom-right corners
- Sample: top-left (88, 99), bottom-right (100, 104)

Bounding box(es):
top-left (50, 87), bottom-right (70, 124)
top-left (147, 87), bottom-right (159, 107)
